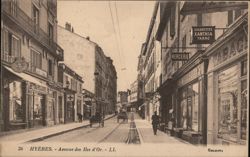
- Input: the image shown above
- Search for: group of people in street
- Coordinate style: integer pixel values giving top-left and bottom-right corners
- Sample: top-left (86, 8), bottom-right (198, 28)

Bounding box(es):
top-left (78, 110), bottom-right (160, 135)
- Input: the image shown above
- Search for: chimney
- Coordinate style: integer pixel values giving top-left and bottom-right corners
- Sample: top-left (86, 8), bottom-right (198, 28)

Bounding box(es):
top-left (65, 22), bottom-right (71, 31)
top-left (86, 36), bottom-right (90, 40)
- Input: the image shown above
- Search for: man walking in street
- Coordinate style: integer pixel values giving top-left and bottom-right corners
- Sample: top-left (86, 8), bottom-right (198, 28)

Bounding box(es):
top-left (151, 111), bottom-right (160, 135)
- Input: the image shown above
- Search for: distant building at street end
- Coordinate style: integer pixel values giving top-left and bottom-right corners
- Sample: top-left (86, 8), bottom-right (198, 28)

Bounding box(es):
top-left (128, 80), bottom-right (138, 112)
top-left (57, 24), bottom-right (117, 116)
top-left (117, 91), bottom-right (129, 112)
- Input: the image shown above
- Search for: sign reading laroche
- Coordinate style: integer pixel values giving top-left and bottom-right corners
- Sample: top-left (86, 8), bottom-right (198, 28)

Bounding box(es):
top-left (192, 26), bottom-right (215, 44)
top-left (171, 53), bottom-right (189, 61)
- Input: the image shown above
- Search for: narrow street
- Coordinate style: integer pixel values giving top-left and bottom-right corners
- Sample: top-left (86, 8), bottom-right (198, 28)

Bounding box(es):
top-left (42, 116), bottom-right (130, 143)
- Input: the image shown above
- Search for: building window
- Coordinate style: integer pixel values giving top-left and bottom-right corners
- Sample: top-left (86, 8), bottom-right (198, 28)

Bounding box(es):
top-left (10, 0), bottom-right (17, 16)
top-left (31, 50), bottom-right (42, 69)
top-left (182, 35), bottom-right (188, 65)
top-left (170, 4), bottom-right (176, 39)
top-left (227, 10), bottom-right (233, 26)
top-left (33, 5), bottom-right (39, 32)
top-left (48, 59), bottom-right (53, 76)
top-left (3, 30), bottom-right (21, 58)
top-left (48, 23), bottom-right (53, 42)
top-left (234, 9), bottom-right (242, 20)
top-left (3, 30), bottom-right (9, 54)
top-left (9, 81), bottom-right (23, 122)
top-left (12, 36), bottom-right (20, 58)
top-left (241, 60), bottom-right (247, 76)
top-left (228, 10), bottom-right (243, 26)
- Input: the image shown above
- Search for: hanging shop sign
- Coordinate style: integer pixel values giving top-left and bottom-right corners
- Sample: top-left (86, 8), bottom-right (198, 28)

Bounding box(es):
top-left (191, 26), bottom-right (215, 44)
top-left (181, 2), bottom-right (248, 15)
top-left (171, 52), bottom-right (189, 61)
top-left (11, 57), bottom-right (28, 73)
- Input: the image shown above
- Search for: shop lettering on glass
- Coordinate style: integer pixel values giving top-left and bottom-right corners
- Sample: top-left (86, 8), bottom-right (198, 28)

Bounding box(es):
top-left (192, 26), bottom-right (215, 44)
top-left (213, 32), bottom-right (247, 66)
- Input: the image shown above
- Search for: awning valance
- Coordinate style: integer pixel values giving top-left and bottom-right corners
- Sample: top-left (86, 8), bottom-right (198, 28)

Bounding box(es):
top-left (4, 66), bottom-right (46, 88)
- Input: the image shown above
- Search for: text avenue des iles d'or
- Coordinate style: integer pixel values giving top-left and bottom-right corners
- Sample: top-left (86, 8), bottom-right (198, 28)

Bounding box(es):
top-left (21, 146), bottom-right (116, 152)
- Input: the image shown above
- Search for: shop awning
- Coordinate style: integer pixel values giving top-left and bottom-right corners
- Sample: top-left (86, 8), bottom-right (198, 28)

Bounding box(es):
top-left (180, 2), bottom-right (248, 15)
top-left (4, 66), bottom-right (46, 88)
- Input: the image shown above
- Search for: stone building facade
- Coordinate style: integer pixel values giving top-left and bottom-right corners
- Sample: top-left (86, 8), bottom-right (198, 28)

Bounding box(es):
top-left (1, 0), bottom-right (64, 131)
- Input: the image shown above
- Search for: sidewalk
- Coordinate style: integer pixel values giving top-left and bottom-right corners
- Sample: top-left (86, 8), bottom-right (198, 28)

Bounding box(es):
top-left (0, 114), bottom-right (115, 143)
top-left (135, 119), bottom-right (190, 145)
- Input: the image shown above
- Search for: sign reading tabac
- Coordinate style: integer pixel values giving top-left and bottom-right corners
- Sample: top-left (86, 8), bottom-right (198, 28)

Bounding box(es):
top-left (192, 26), bottom-right (215, 44)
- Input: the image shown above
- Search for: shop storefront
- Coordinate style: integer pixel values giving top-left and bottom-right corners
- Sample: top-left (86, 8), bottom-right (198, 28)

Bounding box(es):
top-left (173, 51), bottom-right (208, 145)
top-left (2, 66), bottom-right (47, 131)
top-left (46, 81), bottom-right (65, 125)
top-left (64, 91), bottom-right (75, 123)
top-left (158, 79), bottom-right (175, 130)
top-left (28, 82), bottom-right (47, 127)
top-left (206, 15), bottom-right (248, 145)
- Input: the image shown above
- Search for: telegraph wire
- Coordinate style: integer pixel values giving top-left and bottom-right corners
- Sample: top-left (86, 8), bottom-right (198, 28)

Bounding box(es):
top-left (108, 1), bottom-right (123, 71)
top-left (114, 1), bottom-right (126, 66)
top-left (114, 1), bottom-right (129, 89)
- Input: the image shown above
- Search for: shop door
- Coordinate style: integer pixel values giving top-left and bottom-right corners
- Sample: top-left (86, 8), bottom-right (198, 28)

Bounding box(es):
top-left (33, 94), bottom-right (45, 126)
top-left (58, 96), bottom-right (63, 123)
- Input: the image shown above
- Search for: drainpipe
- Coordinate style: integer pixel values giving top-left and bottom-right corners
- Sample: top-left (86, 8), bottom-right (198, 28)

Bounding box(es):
top-left (174, 1), bottom-right (181, 131)
top-left (202, 57), bottom-right (209, 145)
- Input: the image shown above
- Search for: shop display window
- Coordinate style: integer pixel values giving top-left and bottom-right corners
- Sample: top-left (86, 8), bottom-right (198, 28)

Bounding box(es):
top-left (33, 95), bottom-right (43, 120)
top-left (180, 99), bottom-right (187, 129)
top-left (191, 83), bottom-right (199, 132)
top-left (9, 81), bottom-right (24, 122)
top-left (240, 80), bottom-right (247, 140)
top-left (47, 100), bottom-right (55, 120)
top-left (179, 82), bottom-right (199, 131)
top-left (218, 65), bottom-right (239, 140)
top-left (240, 61), bottom-right (247, 140)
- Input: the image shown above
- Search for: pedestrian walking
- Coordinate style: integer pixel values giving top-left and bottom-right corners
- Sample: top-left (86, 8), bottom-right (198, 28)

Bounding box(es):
top-left (77, 113), bottom-right (82, 122)
top-left (151, 111), bottom-right (160, 135)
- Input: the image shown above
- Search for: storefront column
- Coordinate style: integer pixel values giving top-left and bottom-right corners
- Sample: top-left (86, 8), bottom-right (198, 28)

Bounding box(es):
top-left (207, 72), bottom-right (216, 144)
top-left (22, 82), bottom-right (28, 129)
top-left (2, 78), bottom-right (10, 131)
top-left (201, 59), bottom-right (208, 145)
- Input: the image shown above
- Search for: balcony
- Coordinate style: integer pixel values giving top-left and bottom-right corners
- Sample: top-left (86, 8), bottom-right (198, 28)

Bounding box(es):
top-left (2, 1), bottom-right (63, 61)
top-left (1, 53), bottom-right (16, 64)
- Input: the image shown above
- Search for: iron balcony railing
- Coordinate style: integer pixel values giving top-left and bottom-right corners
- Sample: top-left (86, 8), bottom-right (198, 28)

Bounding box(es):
top-left (1, 53), bottom-right (16, 64)
top-left (2, 1), bottom-right (63, 60)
